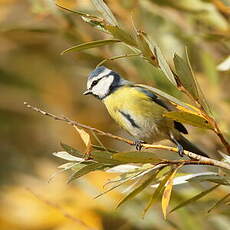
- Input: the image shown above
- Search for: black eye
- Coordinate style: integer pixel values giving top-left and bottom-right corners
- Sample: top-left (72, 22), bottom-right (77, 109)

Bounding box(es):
top-left (91, 79), bottom-right (99, 88)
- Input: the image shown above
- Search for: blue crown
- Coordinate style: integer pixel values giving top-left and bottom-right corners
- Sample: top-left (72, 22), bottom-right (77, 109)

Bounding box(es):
top-left (88, 66), bottom-right (108, 79)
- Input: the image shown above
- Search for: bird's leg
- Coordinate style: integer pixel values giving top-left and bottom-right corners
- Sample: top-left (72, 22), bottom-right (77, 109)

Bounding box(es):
top-left (133, 140), bottom-right (145, 151)
top-left (170, 134), bottom-right (184, 157)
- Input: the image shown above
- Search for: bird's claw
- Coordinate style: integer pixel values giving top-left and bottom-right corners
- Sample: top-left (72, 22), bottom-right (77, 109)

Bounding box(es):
top-left (177, 144), bottom-right (184, 157)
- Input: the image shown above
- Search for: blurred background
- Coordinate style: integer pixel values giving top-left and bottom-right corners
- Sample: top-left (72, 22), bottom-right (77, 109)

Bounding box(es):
top-left (0, 0), bottom-right (229, 229)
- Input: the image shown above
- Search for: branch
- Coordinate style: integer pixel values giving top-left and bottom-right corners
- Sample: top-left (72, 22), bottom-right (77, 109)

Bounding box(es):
top-left (24, 102), bottom-right (230, 171)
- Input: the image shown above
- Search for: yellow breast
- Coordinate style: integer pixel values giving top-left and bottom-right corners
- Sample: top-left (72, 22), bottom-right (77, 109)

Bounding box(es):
top-left (102, 86), bottom-right (171, 141)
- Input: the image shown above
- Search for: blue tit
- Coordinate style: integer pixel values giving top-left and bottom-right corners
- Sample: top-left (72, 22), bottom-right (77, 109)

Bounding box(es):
top-left (83, 66), bottom-right (208, 157)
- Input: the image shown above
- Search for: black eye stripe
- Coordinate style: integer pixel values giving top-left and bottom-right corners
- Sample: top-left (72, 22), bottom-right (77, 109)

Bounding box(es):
top-left (91, 79), bottom-right (99, 87)
top-left (90, 75), bottom-right (111, 88)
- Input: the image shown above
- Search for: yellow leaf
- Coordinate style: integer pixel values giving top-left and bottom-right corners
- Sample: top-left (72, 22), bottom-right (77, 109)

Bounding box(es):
top-left (162, 164), bottom-right (183, 219)
top-left (174, 103), bottom-right (201, 115)
top-left (164, 111), bottom-right (213, 129)
top-left (74, 126), bottom-right (92, 155)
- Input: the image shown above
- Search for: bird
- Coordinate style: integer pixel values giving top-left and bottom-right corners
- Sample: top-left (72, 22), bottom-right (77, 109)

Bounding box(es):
top-left (83, 66), bottom-right (208, 158)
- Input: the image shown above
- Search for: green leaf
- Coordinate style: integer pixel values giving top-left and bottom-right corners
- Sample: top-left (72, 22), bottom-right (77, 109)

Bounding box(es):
top-left (53, 151), bottom-right (83, 161)
top-left (60, 143), bottom-right (83, 158)
top-left (58, 162), bottom-right (77, 170)
top-left (92, 144), bottom-right (117, 153)
top-left (97, 53), bottom-right (141, 67)
top-left (143, 167), bottom-right (172, 217)
top-left (164, 111), bottom-right (212, 129)
top-left (91, 0), bottom-right (118, 26)
top-left (137, 32), bottom-right (157, 66)
top-left (112, 151), bottom-right (161, 163)
top-left (106, 25), bottom-right (137, 47)
top-left (117, 170), bottom-right (157, 208)
top-left (91, 151), bottom-right (121, 164)
top-left (81, 15), bottom-right (107, 33)
top-left (96, 165), bottom-right (155, 199)
top-left (141, 34), bottom-right (177, 86)
top-left (170, 184), bottom-right (220, 213)
top-left (61, 39), bottom-right (120, 55)
top-left (68, 162), bottom-right (105, 183)
top-left (187, 173), bottom-right (230, 185)
top-left (56, 3), bottom-right (107, 33)
top-left (174, 53), bottom-right (199, 99)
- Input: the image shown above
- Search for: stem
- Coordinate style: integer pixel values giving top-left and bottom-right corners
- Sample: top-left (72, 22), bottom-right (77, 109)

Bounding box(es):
top-left (24, 102), bottom-right (230, 171)
top-left (97, 53), bottom-right (141, 67)
top-left (214, 124), bottom-right (230, 155)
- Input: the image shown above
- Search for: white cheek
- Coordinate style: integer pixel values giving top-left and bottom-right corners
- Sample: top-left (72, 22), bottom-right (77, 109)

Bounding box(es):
top-left (87, 68), bottom-right (111, 89)
top-left (92, 75), bottom-right (114, 98)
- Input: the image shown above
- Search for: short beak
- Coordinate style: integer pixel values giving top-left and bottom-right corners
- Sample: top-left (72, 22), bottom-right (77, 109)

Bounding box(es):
top-left (83, 89), bottom-right (92, 95)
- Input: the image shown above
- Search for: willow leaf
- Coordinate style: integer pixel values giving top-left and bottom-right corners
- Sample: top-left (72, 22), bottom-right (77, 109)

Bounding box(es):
top-left (113, 151), bottom-right (161, 163)
top-left (164, 111), bottom-right (212, 129)
top-left (162, 165), bottom-right (182, 219)
top-left (142, 34), bottom-right (177, 86)
top-left (170, 184), bottom-right (220, 213)
top-left (174, 53), bottom-right (199, 99)
top-left (143, 167), bottom-right (172, 217)
top-left (117, 171), bottom-right (157, 208)
top-left (61, 39), bottom-right (120, 55)
top-left (91, 0), bottom-right (118, 26)
top-left (60, 143), bottom-right (83, 158)
top-left (68, 162), bottom-right (105, 183)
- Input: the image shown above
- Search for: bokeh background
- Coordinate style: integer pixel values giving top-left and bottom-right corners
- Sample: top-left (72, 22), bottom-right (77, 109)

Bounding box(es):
top-left (0, 0), bottom-right (229, 229)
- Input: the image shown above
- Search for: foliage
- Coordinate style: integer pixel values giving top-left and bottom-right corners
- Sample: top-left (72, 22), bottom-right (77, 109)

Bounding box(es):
top-left (48, 0), bottom-right (230, 220)
top-left (1, 0), bottom-right (230, 229)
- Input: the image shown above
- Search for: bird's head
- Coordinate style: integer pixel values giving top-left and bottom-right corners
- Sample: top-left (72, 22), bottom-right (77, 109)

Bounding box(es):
top-left (84, 66), bottom-right (128, 99)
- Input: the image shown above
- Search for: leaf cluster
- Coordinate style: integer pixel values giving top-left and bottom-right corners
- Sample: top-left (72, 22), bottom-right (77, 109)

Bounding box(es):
top-left (51, 0), bottom-right (230, 218)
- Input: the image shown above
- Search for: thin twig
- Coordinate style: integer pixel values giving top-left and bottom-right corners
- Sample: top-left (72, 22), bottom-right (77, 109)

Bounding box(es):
top-left (24, 102), bottom-right (230, 171)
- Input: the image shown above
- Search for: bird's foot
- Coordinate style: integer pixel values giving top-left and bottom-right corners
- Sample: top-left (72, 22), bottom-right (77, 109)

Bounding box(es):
top-left (177, 143), bottom-right (184, 157)
top-left (170, 134), bottom-right (184, 157)
top-left (134, 140), bottom-right (145, 151)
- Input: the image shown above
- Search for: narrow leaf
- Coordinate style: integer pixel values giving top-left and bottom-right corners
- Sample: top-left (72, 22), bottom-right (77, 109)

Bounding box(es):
top-left (74, 126), bottom-right (92, 155)
top-left (92, 144), bottom-right (117, 153)
top-left (106, 25), bottom-right (137, 47)
top-left (117, 171), bottom-right (157, 208)
top-left (164, 111), bottom-right (213, 129)
top-left (61, 39), bottom-right (120, 54)
top-left (91, 151), bottom-right (121, 164)
top-left (91, 0), bottom-right (118, 26)
top-left (113, 151), bottom-right (161, 163)
top-left (162, 165), bottom-right (183, 219)
top-left (185, 48), bottom-right (211, 114)
top-left (68, 162), bottom-right (105, 183)
top-left (142, 34), bottom-right (177, 86)
top-left (53, 151), bottom-right (83, 161)
top-left (174, 53), bottom-right (199, 99)
top-left (187, 173), bottom-right (230, 186)
top-left (106, 165), bottom-right (140, 173)
top-left (60, 143), bottom-right (83, 158)
top-left (137, 32), bottom-right (158, 66)
top-left (143, 167), bottom-right (172, 217)
top-left (81, 15), bottom-right (107, 33)
top-left (170, 184), bottom-right (220, 213)
top-left (58, 162), bottom-right (78, 170)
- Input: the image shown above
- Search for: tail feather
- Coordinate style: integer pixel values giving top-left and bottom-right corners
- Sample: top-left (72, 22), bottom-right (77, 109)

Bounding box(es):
top-left (176, 135), bottom-right (209, 158)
